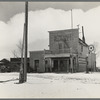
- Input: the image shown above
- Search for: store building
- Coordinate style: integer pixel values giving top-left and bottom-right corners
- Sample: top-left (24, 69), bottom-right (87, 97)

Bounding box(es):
top-left (30, 28), bottom-right (96, 73)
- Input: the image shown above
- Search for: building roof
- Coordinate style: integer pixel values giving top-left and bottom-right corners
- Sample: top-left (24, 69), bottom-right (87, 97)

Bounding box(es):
top-left (44, 53), bottom-right (70, 58)
top-left (30, 50), bottom-right (44, 53)
top-left (0, 59), bottom-right (10, 65)
top-left (48, 28), bottom-right (78, 33)
top-left (10, 58), bottom-right (29, 63)
top-left (0, 59), bottom-right (9, 63)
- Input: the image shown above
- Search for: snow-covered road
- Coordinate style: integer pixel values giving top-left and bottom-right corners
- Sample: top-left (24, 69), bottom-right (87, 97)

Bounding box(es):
top-left (0, 72), bottom-right (100, 98)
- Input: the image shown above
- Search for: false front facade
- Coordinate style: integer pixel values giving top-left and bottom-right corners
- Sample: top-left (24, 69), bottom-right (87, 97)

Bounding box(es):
top-left (30, 28), bottom-right (96, 73)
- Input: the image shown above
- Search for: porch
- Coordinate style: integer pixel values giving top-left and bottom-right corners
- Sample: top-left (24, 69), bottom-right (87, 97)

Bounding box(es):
top-left (44, 53), bottom-right (78, 73)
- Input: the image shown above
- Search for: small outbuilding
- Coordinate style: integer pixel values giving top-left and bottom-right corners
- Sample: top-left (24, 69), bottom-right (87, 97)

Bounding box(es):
top-left (0, 58), bottom-right (10, 72)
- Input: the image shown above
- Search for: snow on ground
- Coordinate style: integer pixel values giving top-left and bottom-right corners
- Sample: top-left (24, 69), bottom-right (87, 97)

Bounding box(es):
top-left (0, 72), bottom-right (100, 98)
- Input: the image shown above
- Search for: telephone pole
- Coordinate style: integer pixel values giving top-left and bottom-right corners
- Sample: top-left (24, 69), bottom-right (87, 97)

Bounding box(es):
top-left (19, 1), bottom-right (28, 83)
top-left (19, 23), bottom-right (25, 83)
top-left (71, 9), bottom-right (73, 29)
top-left (24, 1), bottom-right (28, 82)
top-left (82, 26), bottom-right (85, 43)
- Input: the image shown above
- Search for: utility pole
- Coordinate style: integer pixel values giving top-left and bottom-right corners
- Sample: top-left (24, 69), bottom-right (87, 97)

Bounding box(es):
top-left (70, 9), bottom-right (73, 73)
top-left (24, 1), bottom-right (28, 82)
top-left (77, 24), bottom-right (80, 30)
top-left (71, 9), bottom-right (73, 29)
top-left (19, 23), bottom-right (25, 83)
top-left (82, 26), bottom-right (85, 43)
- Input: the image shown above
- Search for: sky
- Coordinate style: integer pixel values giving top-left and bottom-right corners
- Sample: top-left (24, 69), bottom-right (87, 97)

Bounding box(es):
top-left (1, 2), bottom-right (100, 22)
top-left (0, 2), bottom-right (100, 66)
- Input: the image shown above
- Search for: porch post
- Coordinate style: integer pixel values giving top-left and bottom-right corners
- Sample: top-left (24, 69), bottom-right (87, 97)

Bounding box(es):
top-left (76, 55), bottom-right (79, 72)
top-left (58, 59), bottom-right (60, 72)
top-left (70, 55), bottom-right (73, 73)
top-left (49, 58), bottom-right (52, 72)
top-left (74, 56), bottom-right (77, 73)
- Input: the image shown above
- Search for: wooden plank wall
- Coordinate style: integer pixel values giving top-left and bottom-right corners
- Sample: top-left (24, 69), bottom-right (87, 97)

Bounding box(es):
top-left (78, 57), bottom-right (87, 72)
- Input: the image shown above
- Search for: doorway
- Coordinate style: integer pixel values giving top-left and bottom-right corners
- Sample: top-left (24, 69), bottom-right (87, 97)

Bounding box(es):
top-left (52, 60), bottom-right (58, 72)
top-left (34, 60), bottom-right (39, 72)
top-left (52, 58), bottom-right (70, 72)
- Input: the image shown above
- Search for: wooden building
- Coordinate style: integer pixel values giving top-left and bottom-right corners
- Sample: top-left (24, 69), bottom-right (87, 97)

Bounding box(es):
top-left (10, 58), bottom-right (33, 72)
top-left (0, 59), bottom-right (10, 72)
top-left (30, 28), bottom-right (96, 73)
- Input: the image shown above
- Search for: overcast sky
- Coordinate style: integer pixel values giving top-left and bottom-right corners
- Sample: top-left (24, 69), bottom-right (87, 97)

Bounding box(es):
top-left (0, 2), bottom-right (100, 66)
top-left (1, 2), bottom-right (100, 22)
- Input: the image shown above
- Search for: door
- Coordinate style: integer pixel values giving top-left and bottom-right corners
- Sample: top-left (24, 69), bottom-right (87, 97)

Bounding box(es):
top-left (59, 59), bottom-right (70, 72)
top-left (53, 60), bottom-right (58, 72)
top-left (59, 60), bottom-right (67, 72)
top-left (34, 60), bottom-right (39, 72)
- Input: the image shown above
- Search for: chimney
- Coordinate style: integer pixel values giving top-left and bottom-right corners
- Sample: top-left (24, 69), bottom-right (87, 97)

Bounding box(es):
top-left (82, 26), bottom-right (85, 43)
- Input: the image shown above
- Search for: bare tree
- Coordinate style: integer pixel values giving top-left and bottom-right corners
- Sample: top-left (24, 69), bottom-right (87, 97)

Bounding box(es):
top-left (12, 38), bottom-right (25, 83)
top-left (12, 39), bottom-right (23, 58)
top-left (12, 50), bottom-right (18, 58)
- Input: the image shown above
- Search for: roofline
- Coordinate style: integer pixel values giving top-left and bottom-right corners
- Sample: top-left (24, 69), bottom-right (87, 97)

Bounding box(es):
top-left (79, 38), bottom-right (88, 47)
top-left (29, 50), bottom-right (44, 53)
top-left (48, 28), bottom-right (78, 33)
